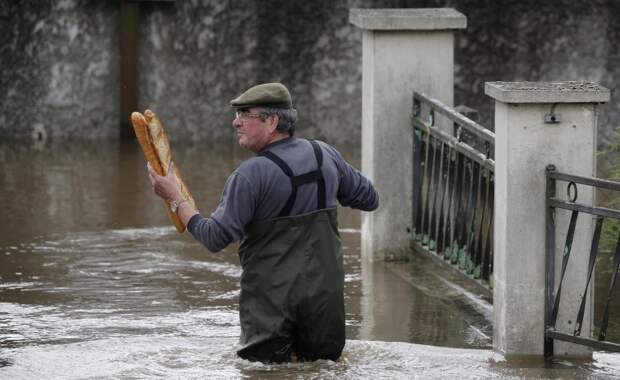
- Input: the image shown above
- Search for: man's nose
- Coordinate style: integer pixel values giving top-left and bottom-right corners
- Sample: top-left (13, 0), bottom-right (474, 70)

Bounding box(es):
top-left (232, 118), bottom-right (242, 128)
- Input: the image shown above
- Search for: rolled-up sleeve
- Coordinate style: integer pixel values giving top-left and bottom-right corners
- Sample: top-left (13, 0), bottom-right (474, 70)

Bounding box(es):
top-left (187, 171), bottom-right (256, 252)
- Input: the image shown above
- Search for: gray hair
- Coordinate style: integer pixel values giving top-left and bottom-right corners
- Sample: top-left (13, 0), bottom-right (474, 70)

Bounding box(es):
top-left (261, 107), bottom-right (297, 136)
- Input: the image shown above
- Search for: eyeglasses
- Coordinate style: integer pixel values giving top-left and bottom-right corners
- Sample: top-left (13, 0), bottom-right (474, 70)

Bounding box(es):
top-left (235, 111), bottom-right (266, 121)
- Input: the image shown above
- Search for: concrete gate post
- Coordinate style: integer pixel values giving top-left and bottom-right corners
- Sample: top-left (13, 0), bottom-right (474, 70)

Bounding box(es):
top-left (485, 81), bottom-right (610, 357)
top-left (350, 9), bottom-right (466, 262)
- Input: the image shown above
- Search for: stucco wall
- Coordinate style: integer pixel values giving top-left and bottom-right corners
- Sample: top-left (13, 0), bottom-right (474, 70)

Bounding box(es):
top-left (1, 0), bottom-right (619, 145)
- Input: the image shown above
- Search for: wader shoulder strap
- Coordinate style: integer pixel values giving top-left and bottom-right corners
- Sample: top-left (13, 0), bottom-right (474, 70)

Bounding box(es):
top-left (259, 140), bottom-right (326, 217)
top-left (309, 141), bottom-right (326, 211)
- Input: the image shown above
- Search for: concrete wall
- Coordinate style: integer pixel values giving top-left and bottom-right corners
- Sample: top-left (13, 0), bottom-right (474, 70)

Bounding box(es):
top-left (0, 0), bottom-right (119, 140)
top-left (446, 0), bottom-right (619, 146)
top-left (1, 0), bottom-right (620, 145)
top-left (136, 1), bottom-right (363, 143)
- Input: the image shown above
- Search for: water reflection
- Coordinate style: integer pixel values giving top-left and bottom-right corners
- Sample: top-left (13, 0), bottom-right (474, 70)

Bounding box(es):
top-left (0, 140), bottom-right (618, 378)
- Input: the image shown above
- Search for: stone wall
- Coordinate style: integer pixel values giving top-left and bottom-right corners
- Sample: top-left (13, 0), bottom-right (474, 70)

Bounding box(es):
top-left (1, 0), bottom-right (619, 145)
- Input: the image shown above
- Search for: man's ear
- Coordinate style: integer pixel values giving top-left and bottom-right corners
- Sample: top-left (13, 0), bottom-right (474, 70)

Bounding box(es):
top-left (267, 114), bottom-right (279, 133)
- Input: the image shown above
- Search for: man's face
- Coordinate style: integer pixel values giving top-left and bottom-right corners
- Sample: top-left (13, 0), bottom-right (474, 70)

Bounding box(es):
top-left (232, 107), bottom-right (274, 152)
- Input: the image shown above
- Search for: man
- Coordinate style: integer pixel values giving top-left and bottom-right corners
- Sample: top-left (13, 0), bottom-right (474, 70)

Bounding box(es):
top-left (148, 82), bottom-right (378, 363)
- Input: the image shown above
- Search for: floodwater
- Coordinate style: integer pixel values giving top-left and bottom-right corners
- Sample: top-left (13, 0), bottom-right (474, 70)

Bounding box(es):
top-left (0, 139), bottom-right (619, 379)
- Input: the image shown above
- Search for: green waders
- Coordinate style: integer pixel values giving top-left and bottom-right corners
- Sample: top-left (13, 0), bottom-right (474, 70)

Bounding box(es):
top-left (236, 141), bottom-right (345, 363)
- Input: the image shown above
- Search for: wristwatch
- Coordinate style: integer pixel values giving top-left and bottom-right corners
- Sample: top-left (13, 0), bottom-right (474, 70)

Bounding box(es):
top-left (170, 198), bottom-right (187, 213)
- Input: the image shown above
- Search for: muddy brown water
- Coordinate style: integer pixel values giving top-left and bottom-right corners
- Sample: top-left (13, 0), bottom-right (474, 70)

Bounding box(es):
top-left (0, 139), bottom-right (618, 379)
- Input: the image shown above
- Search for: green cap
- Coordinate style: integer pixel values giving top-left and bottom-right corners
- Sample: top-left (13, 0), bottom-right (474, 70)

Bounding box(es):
top-left (230, 83), bottom-right (292, 109)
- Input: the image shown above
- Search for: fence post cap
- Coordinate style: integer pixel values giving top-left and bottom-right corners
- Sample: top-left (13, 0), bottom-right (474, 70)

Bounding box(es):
top-left (349, 8), bottom-right (467, 30)
top-left (484, 81), bottom-right (610, 104)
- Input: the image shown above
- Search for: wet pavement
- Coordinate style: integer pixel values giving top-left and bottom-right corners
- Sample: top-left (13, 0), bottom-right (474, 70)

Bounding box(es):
top-left (0, 139), bottom-right (619, 379)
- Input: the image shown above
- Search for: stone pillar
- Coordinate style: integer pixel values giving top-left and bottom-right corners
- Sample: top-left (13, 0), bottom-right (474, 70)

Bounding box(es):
top-left (485, 81), bottom-right (610, 357)
top-left (350, 9), bottom-right (466, 261)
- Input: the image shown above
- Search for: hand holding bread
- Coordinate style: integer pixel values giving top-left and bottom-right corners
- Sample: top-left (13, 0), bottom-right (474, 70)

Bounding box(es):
top-left (130, 110), bottom-right (197, 233)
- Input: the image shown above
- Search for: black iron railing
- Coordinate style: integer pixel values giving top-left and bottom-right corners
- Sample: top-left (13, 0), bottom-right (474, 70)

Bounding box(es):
top-left (411, 91), bottom-right (495, 288)
top-left (545, 166), bottom-right (620, 354)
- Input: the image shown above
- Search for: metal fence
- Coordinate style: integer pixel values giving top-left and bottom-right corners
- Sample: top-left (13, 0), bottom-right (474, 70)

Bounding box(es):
top-left (544, 166), bottom-right (620, 354)
top-left (411, 92), bottom-right (495, 288)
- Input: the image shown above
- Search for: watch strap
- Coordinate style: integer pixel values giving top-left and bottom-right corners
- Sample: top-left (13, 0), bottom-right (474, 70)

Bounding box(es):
top-left (170, 198), bottom-right (188, 213)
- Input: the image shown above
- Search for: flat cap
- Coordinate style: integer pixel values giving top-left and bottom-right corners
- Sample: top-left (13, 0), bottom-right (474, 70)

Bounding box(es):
top-left (230, 83), bottom-right (292, 109)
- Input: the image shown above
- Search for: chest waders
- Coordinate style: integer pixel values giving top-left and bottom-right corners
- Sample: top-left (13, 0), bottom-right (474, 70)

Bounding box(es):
top-left (236, 141), bottom-right (345, 363)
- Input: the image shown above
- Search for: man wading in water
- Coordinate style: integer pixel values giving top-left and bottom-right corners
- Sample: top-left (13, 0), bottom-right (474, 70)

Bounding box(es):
top-left (147, 83), bottom-right (378, 363)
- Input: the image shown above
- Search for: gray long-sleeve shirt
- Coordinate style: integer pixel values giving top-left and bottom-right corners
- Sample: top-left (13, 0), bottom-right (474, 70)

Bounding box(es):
top-left (187, 137), bottom-right (379, 252)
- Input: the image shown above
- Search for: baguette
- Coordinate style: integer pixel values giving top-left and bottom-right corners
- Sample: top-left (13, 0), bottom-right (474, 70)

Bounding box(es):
top-left (130, 110), bottom-right (197, 233)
